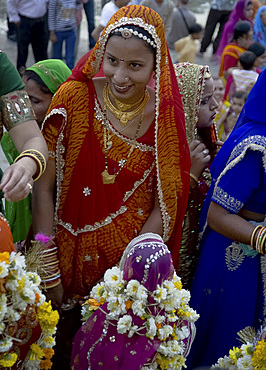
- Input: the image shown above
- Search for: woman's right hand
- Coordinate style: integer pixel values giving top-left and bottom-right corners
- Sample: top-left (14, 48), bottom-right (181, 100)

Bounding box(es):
top-left (189, 140), bottom-right (211, 179)
top-left (45, 282), bottom-right (64, 311)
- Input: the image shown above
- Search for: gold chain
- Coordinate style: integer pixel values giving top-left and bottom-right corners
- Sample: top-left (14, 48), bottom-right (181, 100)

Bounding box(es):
top-left (108, 85), bottom-right (146, 111)
top-left (103, 84), bottom-right (149, 126)
top-left (102, 111), bottom-right (144, 184)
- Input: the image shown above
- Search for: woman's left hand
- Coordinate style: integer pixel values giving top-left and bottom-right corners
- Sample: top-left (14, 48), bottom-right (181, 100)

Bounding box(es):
top-left (0, 159), bottom-right (35, 202)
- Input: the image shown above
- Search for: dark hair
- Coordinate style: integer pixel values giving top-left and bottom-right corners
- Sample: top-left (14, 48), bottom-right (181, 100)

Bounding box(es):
top-left (248, 42), bottom-right (266, 57)
top-left (239, 50), bottom-right (256, 69)
top-left (189, 23), bottom-right (203, 34)
top-left (233, 20), bottom-right (251, 41)
top-left (232, 90), bottom-right (248, 101)
top-left (109, 25), bottom-right (156, 55)
top-left (23, 70), bottom-right (52, 94)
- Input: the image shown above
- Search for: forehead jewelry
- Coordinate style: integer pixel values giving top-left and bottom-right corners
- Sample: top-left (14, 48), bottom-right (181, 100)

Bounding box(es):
top-left (120, 59), bottom-right (125, 62)
top-left (112, 27), bottom-right (156, 48)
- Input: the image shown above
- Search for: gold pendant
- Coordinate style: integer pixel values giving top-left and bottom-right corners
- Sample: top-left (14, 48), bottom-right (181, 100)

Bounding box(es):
top-left (106, 140), bottom-right (112, 150)
top-left (102, 169), bottom-right (115, 184)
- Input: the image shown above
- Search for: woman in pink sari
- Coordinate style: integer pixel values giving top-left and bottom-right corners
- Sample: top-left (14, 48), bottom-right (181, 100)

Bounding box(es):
top-left (216, 0), bottom-right (254, 56)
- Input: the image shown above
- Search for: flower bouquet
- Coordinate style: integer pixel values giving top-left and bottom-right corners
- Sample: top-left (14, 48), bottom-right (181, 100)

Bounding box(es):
top-left (211, 323), bottom-right (266, 369)
top-left (81, 266), bottom-right (199, 370)
top-left (0, 251), bottom-right (59, 369)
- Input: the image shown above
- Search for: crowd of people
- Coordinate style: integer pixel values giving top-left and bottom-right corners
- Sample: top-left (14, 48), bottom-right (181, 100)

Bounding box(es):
top-left (1, 0), bottom-right (266, 369)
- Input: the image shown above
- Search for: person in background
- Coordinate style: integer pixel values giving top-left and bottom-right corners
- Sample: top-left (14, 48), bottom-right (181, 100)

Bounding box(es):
top-left (213, 76), bottom-right (226, 112)
top-left (0, 51), bottom-right (48, 205)
top-left (219, 20), bottom-right (254, 81)
top-left (216, 90), bottom-right (248, 140)
top-left (83, 0), bottom-right (96, 49)
top-left (174, 23), bottom-right (203, 63)
top-left (174, 63), bottom-right (220, 289)
top-left (140, 0), bottom-right (175, 37)
top-left (198, 0), bottom-right (237, 58)
top-left (91, 0), bottom-right (131, 41)
top-left (248, 41), bottom-right (266, 71)
top-left (187, 69), bottom-right (266, 368)
top-left (6, 0), bottom-right (48, 75)
top-left (254, 6), bottom-right (266, 47)
top-left (48, 0), bottom-right (83, 70)
top-left (167, 0), bottom-right (196, 63)
top-left (216, 0), bottom-right (254, 57)
top-left (1, 60), bottom-right (71, 244)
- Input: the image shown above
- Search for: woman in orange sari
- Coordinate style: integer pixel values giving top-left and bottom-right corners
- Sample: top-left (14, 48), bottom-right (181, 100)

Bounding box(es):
top-left (32, 5), bottom-right (190, 368)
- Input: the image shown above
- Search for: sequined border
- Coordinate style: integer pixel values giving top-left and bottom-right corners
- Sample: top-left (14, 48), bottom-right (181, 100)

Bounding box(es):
top-left (261, 255), bottom-right (266, 316)
top-left (213, 186), bottom-right (244, 213)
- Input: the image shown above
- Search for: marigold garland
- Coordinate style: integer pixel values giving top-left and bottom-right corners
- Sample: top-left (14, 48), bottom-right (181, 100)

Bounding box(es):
top-left (0, 251), bottom-right (59, 369)
top-left (212, 323), bottom-right (266, 369)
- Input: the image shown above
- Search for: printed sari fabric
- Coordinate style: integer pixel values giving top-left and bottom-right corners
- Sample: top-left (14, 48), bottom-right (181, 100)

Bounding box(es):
top-left (187, 70), bottom-right (266, 368)
top-left (216, 0), bottom-right (253, 56)
top-left (42, 5), bottom-right (190, 300)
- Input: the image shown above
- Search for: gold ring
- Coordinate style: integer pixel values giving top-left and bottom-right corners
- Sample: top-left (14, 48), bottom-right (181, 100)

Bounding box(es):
top-left (27, 183), bottom-right (32, 191)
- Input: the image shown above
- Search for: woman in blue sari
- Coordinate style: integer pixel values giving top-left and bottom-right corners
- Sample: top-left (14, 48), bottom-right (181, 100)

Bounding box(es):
top-left (187, 69), bottom-right (266, 368)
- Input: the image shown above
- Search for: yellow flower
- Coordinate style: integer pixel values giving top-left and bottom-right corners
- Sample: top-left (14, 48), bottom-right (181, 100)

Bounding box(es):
top-left (229, 346), bottom-right (242, 364)
top-left (0, 352), bottom-right (18, 367)
top-left (252, 340), bottom-right (266, 369)
top-left (37, 301), bottom-right (59, 332)
top-left (0, 252), bottom-right (9, 264)
top-left (17, 276), bottom-right (26, 291)
top-left (88, 298), bottom-right (101, 311)
top-left (156, 353), bottom-right (172, 369)
top-left (29, 343), bottom-right (44, 361)
top-left (174, 280), bottom-right (182, 290)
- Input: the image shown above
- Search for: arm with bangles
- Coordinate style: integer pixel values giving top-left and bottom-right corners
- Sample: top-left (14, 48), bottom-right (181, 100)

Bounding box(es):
top-left (0, 121), bottom-right (48, 202)
top-left (32, 159), bottom-right (64, 310)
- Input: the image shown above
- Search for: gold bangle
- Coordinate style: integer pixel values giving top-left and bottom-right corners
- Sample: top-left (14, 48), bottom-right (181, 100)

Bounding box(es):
top-left (14, 149), bottom-right (46, 181)
top-left (260, 232), bottom-right (266, 254)
top-left (256, 227), bottom-right (265, 253)
top-left (250, 225), bottom-right (263, 248)
top-left (43, 279), bottom-right (61, 289)
top-left (189, 173), bottom-right (198, 184)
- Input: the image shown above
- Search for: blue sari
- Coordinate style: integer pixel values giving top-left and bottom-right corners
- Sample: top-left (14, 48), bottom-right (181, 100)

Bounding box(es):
top-left (187, 70), bottom-right (266, 368)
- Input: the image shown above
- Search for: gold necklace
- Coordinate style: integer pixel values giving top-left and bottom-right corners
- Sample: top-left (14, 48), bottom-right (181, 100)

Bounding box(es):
top-left (103, 84), bottom-right (149, 126)
top-left (102, 111), bottom-right (144, 184)
top-left (108, 86), bottom-right (146, 111)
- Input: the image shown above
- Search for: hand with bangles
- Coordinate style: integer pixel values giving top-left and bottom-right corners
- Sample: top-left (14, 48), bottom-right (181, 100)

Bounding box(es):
top-left (189, 140), bottom-right (211, 183)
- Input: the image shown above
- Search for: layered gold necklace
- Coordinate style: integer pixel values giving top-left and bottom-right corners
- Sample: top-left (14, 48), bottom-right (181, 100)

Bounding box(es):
top-left (102, 111), bottom-right (144, 184)
top-left (103, 84), bottom-right (150, 126)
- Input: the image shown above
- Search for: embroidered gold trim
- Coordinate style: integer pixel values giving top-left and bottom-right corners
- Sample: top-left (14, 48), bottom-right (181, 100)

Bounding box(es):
top-left (225, 242), bottom-right (245, 271)
top-left (261, 255), bottom-right (266, 316)
top-left (1, 90), bottom-right (36, 130)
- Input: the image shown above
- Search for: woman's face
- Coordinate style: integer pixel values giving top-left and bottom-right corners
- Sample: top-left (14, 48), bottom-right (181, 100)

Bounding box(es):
top-left (23, 77), bottom-right (52, 126)
top-left (103, 35), bottom-right (155, 104)
top-left (213, 78), bottom-right (225, 104)
top-left (254, 51), bottom-right (266, 68)
top-left (244, 3), bottom-right (253, 20)
top-left (197, 78), bottom-right (218, 129)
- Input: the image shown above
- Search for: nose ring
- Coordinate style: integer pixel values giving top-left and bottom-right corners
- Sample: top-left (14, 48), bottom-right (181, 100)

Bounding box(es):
top-left (125, 76), bottom-right (129, 82)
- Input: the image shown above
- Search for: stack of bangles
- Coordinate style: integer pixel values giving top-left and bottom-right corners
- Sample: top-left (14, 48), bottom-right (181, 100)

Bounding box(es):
top-left (250, 225), bottom-right (266, 255)
top-left (37, 238), bottom-right (61, 289)
top-left (14, 149), bottom-right (46, 181)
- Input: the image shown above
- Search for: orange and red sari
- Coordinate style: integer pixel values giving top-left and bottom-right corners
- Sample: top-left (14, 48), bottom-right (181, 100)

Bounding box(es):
top-left (219, 43), bottom-right (246, 78)
top-left (43, 5), bottom-right (190, 299)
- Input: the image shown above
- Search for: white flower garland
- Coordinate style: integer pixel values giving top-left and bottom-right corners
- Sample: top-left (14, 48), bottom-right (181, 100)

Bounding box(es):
top-left (82, 266), bottom-right (199, 370)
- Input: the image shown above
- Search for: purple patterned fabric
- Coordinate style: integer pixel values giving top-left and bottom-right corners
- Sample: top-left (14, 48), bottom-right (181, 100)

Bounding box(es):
top-left (71, 233), bottom-right (195, 369)
top-left (216, 0), bottom-right (253, 56)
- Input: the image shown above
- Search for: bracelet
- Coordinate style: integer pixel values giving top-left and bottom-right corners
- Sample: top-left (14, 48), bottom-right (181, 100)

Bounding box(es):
top-left (255, 227), bottom-right (266, 254)
top-left (42, 278), bottom-right (61, 290)
top-left (189, 173), bottom-right (198, 184)
top-left (260, 232), bottom-right (266, 254)
top-left (14, 149), bottom-right (46, 181)
top-left (250, 225), bottom-right (263, 248)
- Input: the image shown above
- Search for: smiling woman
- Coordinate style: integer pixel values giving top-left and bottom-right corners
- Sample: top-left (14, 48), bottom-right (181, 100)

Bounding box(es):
top-left (32, 5), bottom-right (190, 368)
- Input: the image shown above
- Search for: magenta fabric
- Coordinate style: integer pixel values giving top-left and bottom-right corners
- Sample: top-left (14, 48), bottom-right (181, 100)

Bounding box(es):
top-left (216, 0), bottom-right (253, 56)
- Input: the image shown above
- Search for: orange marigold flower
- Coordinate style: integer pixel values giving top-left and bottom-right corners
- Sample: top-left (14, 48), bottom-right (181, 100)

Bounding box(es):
top-left (35, 293), bottom-right (41, 304)
top-left (0, 252), bottom-right (9, 264)
top-left (40, 358), bottom-right (53, 370)
top-left (156, 322), bottom-right (162, 330)
top-left (43, 348), bottom-right (54, 360)
top-left (125, 300), bottom-right (133, 310)
top-left (88, 298), bottom-right (101, 310)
